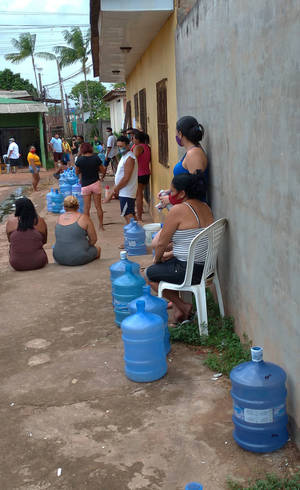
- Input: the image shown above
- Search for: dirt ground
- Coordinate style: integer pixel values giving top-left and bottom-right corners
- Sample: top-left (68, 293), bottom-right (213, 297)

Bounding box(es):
top-left (0, 171), bottom-right (299, 490)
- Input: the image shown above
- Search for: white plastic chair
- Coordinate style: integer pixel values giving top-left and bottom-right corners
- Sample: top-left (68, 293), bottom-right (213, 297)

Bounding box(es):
top-left (158, 218), bottom-right (228, 335)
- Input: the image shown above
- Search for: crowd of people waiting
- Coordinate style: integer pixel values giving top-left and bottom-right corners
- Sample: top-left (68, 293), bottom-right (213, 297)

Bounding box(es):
top-left (5, 116), bottom-right (213, 323)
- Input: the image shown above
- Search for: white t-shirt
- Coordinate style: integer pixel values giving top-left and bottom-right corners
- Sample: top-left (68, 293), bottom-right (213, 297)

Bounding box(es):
top-left (107, 134), bottom-right (118, 158)
top-left (115, 151), bottom-right (138, 198)
top-left (8, 142), bottom-right (19, 159)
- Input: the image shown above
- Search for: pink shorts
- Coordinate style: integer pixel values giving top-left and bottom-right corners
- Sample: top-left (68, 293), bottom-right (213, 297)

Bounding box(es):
top-left (81, 180), bottom-right (102, 195)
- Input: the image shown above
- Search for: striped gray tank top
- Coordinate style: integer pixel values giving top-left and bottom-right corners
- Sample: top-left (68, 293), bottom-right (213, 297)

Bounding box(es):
top-left (172, 202), bottom-right (208, 264)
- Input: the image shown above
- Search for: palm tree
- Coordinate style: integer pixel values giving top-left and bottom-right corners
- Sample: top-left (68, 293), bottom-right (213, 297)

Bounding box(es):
top-left (36, 51), bottom-right (68, 135)
top-left (54, 27), bottom-right (92, 115)
top-left (5, 33), bottom-right (39, 92)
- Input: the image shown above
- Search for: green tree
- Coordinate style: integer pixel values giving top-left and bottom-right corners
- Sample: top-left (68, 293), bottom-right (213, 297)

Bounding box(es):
top-left (0, 69), bottom-right (38, 98)
top-left (5, 33), bottom-right (39, 91)
top-left (69, 80), bottom-right (109, 122)
top-left (54, 28), bottom-right (92, 114)
top-left (113, 82), bottom-right (126, 89)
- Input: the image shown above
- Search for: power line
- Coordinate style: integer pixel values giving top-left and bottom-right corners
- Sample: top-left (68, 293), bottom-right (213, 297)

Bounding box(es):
top-left (0, 10), bottom-right (88, 15)
top-left (0, 24), bottom-right (90, 28)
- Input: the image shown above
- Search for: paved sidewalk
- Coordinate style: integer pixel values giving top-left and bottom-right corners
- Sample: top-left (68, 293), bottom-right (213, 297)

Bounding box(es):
top-left (0, 183), bottom-right (298, 489)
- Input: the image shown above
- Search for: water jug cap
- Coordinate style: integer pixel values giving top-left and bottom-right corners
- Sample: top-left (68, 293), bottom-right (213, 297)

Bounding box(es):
top-left (51, 188), bottom-right (53, 191)
top-left (55, 189), bottom-right (59, 194)
top-left (136, 300), bottom-right (145, 313)
top-left (251, 346), bottom-right (263, 362)
top-left (142, 285), bottom-right (151, 294)
top-left (185, 484), bottom-right (203, 490)
top-left (120, 250), bottom-right (127, 260)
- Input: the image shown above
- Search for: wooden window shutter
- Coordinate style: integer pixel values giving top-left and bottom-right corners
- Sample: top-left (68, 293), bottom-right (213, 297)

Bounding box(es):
top-left (156, 79), bottom-right (168, 165)
top-left (124, 101), bottom-right (132, 129)
top-left (139, 89), bottom-right (147, 132)
top-left (134, 93), bottom-right (139, 121)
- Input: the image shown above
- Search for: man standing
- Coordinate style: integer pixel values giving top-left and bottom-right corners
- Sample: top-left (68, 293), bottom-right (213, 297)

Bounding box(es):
top-left (7, 138), bottom-right (20, 173)
top-left (103, 127), bottom-right (118, 177)
top-left (49, 133), bottom-right (63, 170)
top-left (104, 135), bottom-right (138, 224)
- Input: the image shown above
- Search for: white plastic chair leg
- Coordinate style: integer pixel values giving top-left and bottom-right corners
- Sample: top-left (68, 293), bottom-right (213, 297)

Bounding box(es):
top-left (199, 283), bottom-right (208, 334)
top-left (213, 271), bottom-right (225, 317)
top-left (194, 284), bottom-right (208, 336)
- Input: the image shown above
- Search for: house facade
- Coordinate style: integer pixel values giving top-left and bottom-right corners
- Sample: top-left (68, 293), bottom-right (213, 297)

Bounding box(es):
top-left (102, 88), bottom-right (126, 134)
top-left (0, 95), bottom-right (48, 167)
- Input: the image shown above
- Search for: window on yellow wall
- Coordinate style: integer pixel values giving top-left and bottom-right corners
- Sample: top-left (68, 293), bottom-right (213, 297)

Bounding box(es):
top-left (134, 93), bottom-right (139, 121)
top-left (124, 101), bottom-right (132, 129)
top-left (139, 89), bottom-right (147, 133)
top-left (156, 78), bottom-right (168, 166)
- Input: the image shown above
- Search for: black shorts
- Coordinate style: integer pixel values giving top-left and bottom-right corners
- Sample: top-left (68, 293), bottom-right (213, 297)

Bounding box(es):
top-left (119, 196), bottom-right (135, 216)
top-left (146, 257), bottom-right (204, 285)
top-left (138, 174), bottom-right (150, 185)
top-left (9, 158), bottom-right (21, 167)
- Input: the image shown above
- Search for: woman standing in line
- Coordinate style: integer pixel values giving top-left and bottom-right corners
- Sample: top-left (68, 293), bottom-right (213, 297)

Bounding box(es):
top-left (75, 142), bottom-right (105, 230)
top-left (132, 131), bottom-right (151, 221)
top-left (27, 145), bottom-right (41, 191)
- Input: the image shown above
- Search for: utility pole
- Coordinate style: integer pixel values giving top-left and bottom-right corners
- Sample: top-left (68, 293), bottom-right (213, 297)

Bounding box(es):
top-left (64, 92), bottom-right (72, 137)
top-left (38, 73), bottom-right (43, 99)
top-left (56, 58), bottom-right (68, 137)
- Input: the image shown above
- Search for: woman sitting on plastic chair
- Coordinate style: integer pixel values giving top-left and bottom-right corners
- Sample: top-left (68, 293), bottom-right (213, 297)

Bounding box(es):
top-left (146, 171), bottom-right (213, 323)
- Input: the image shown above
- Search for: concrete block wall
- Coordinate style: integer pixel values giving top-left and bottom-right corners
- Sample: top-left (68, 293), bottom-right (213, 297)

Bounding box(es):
top-left (176, 0), bottom-right (300, 445)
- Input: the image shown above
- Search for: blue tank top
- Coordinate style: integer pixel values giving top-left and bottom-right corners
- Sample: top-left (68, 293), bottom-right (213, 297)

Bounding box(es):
top-left (173, 153), bottom-right (209, 183)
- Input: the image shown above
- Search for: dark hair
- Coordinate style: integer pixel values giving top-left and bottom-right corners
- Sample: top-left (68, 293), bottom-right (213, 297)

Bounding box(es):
top-left (80, 142), bottom-right (93, 154)
top-left (134, 131), bottom-right (147, 144)
top-left (106, 127), bottom-right (112, 131)
top-left (176, 116), bottom-right (204, 145)
top-left (77, 135), bottom-right (84, 140)
top-left (126, 127), bottom-right (133, 132)
top-left (172, 170), bottom-right (207, 201)
top-left (15, 197), bottom-right (38, 231)
top-left (117, 135), bottom-right (130, 145)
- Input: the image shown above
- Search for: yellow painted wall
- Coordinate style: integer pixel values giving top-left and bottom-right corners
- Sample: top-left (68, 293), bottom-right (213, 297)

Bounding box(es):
top-left (126, 13), bottom-right (178, 220)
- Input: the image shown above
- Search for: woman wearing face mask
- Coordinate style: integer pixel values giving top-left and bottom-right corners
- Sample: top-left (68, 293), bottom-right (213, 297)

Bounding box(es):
top-left (27, 145), bottom-right (41, 191)
top-left (159, 116), bottom-right (208, 208)
top-left (147, 171), bottom-right (213, 323)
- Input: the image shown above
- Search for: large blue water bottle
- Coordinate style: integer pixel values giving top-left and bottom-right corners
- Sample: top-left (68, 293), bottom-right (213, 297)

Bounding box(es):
top-left (110, 251), bottom-right (140, 283)
top-left (46, 188), bottom-right (55, 212)
top-left (51, 189), bottom-right (64, 213)
top-left (230, 346), bottom-right (288, 453)
top-left (121, 300), bottom-right (167, 382)
top-left (67, 168), bottom-right (78, 185)
top-left (72, 182), bottom-right (84, 213)
top-left (112, 263), bottom-right (145, 326)
top-left (123, 218), bottom-right (135, 250)
top-left (185, 484), bottom-right (203, 490)
top-left (59, 180), bottom-right (72, 199)
top-left (127, 221), bottom-right (147, 256)
top-left (128, 285), bottom-right (171, 354)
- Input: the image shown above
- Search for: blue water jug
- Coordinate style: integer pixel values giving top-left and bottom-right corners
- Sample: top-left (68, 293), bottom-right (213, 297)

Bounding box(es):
top-left (128, 285), bottom-right (171, 354)
top-left (51, 189), bottom-right (64, 213)
top-left (112, 263), bottom-right (145, 326)
top-left (230, 346), bottom-right (288, 453)
top-left (123, 218), bottom-right (136, 250)
top-left (67, 170), bottom-right (78, 186)
top-left (59, 181), bottom-right (72, 199)
top-left (127, 221), bottom-right (147, 256)
top-left (72, 183), bottom-right (84, 213)
top-left (185, 484), bottom-right (203, 490)
top-left (46, 188), bottom-right (55, 212)
top-left (110, 250), bottom-right (140, 283)
top-left (72, 182), bottom-right (81, 195)
top-left (121, 300), bottom-right (167, 382)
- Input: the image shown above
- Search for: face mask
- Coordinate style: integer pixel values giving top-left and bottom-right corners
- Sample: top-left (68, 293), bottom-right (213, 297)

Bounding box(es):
top-left (176, 135), bottom-right (183, 147)
top-left (169, 192), bottom-right (185, 206)
top-left (30, 149), bottom-right (36, 153)
top-left (119, 147), bottom-right (127, 155)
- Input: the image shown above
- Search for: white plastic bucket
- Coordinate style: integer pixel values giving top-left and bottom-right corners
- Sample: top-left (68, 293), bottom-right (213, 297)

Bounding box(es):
top-left (143, 223), bottom-right (161, 246)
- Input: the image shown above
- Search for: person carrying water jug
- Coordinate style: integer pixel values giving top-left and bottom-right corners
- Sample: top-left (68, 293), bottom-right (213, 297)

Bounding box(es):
top-left (104, 135), bottom-right (138, 225)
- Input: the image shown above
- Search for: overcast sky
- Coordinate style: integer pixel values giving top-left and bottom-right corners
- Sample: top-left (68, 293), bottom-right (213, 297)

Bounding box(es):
top-left (0, 0), bottom-right (105, 101)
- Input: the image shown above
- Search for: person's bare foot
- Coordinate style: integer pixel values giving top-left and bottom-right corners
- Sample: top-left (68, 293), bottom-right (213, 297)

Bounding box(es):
top-left (173, 302), bottom-right (193, 323)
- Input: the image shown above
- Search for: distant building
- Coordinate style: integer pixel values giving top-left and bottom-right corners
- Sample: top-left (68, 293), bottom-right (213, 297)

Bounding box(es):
top-left (102, 88), bottom-right (126, 133)
top-left (0, 91), bottom-right (48, 166)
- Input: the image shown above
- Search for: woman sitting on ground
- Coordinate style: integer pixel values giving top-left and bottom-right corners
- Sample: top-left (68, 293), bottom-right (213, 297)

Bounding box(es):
top-left (75, 142), bottom-right (105, 230)
top-left (6, 197), bottom-right (48, 271)
top-left (146, 171), bottom-right (213, 323)
top-left (27, 146), bottom-right (41, 191)
top-left (53, 195), bottom-right (100, 266)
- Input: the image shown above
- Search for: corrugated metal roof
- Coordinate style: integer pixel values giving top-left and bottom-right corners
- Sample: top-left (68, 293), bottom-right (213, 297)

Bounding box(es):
top-left (0, 90), bottom-right (31, 99)
top-left (0, 98), bottom-right (48, 114)
top-left (102, 88), bottom-right (126, 102)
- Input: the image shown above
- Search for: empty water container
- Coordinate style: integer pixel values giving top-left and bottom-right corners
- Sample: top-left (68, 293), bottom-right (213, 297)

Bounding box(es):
top-left (230, 346), bottom-right (288, 453)
top-left (109, 251), bottom-right (141, 306)
top-left (112, 263), bottom-right (145, 326)
top-left (46, 188), bottom-right (55, 212)
top-left (121, 300), bottom-right (167, 382)
top-left (129, 285), bottom-right (171, 354)
top-left (72, 183), bottom-right (84, 213)
top-left (51, 189), bottom-right (64, 214)
top-left (127, 221), bottom-right (147, 256)
top-left (123, 218), bottom-right (136, 250)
